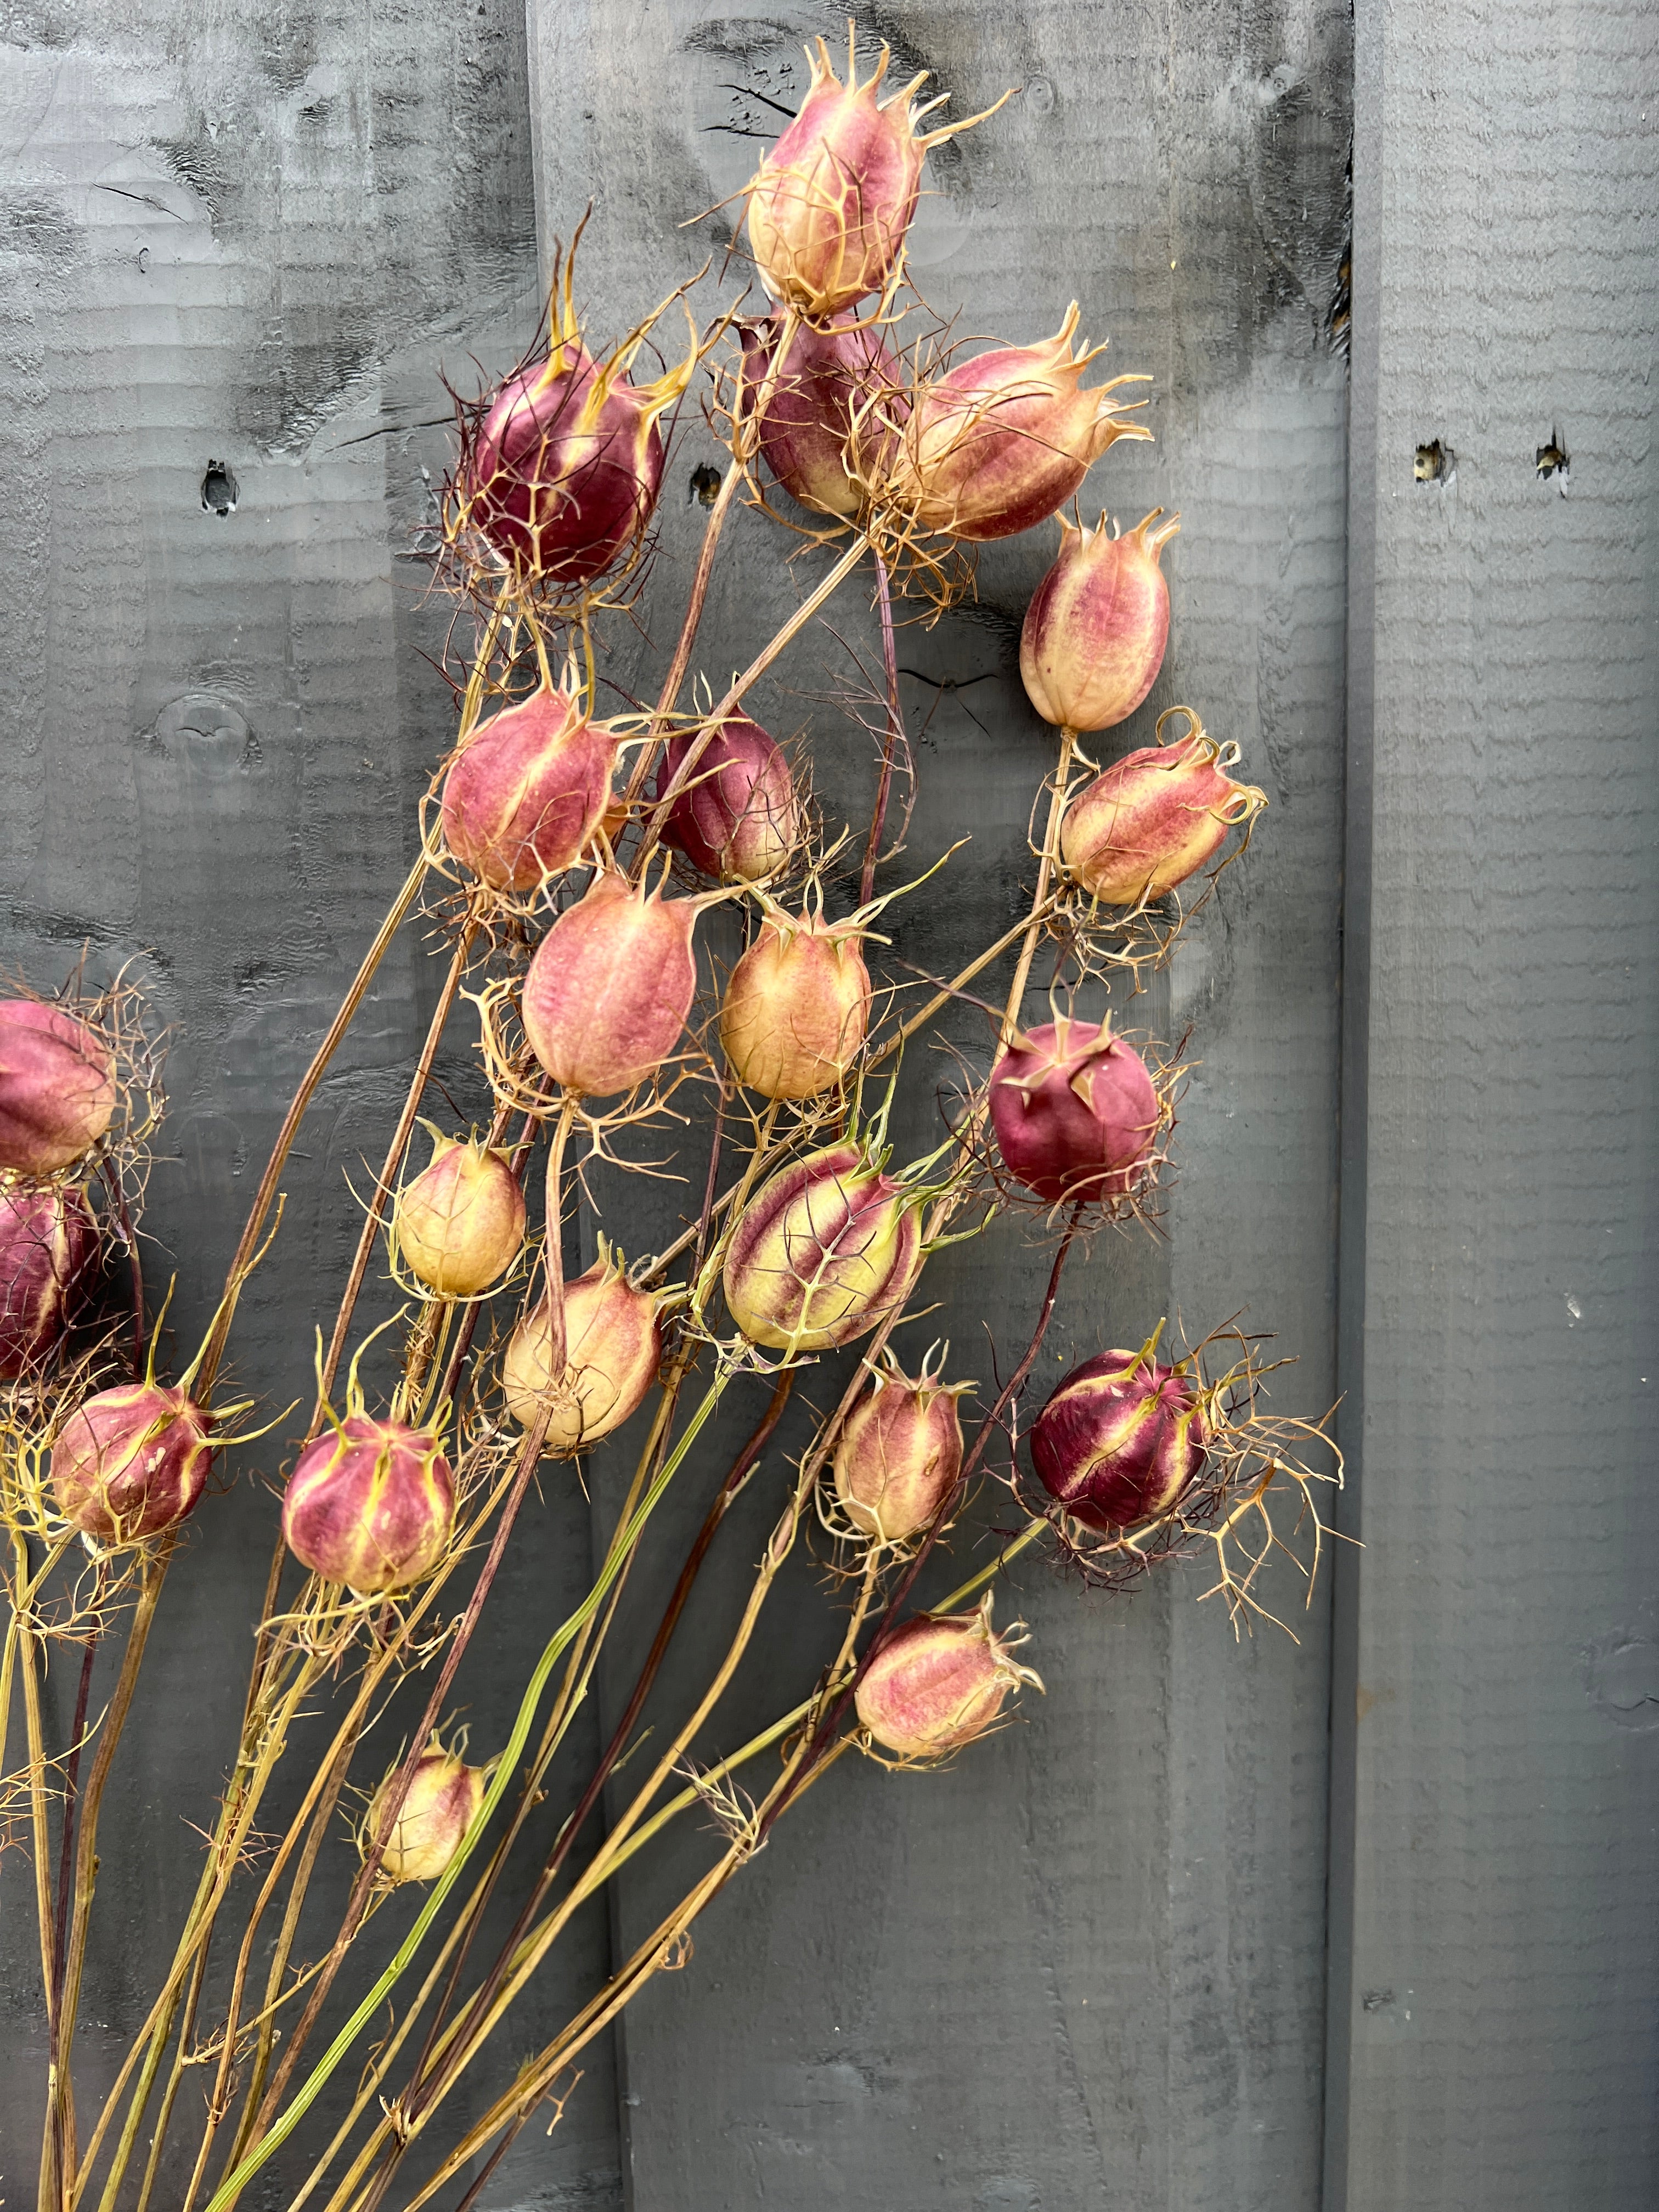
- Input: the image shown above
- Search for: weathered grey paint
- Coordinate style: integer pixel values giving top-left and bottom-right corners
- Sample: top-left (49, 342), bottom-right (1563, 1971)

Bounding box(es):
top-left (527, 5), bottom-right (1349, 2208)
top-left (1328, 1), bottom-right (1659, 2205)
top-left (0, 1), bottom-right (624, 2201)
top-left (4, 0), bottom-right (1652, 2205)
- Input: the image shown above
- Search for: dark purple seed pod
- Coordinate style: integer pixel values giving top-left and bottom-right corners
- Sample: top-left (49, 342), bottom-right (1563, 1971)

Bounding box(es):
top-left (1031, 1342), bottom-right (1207, 1532)
top-left (988, 1017), bottom-right (1160, 1207)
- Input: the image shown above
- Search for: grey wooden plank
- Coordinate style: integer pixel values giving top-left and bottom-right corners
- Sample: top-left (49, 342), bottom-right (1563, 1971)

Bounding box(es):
top-left (0, 2), bottom-right (625, 2202)
top-left (526, 4), bottom-right (1350, 2205)
top-left (1327, 1), bottom-right (1659, 2204)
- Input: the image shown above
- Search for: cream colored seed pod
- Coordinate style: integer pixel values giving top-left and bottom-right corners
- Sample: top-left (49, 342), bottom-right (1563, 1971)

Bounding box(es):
top-left (365, 1741), bottom-right (488, 1885)
top-left (832, 1348), bottom-right (973, 1544)
top-left (501, 1243), bottom-right (662, 1458)
top-left (855, 1594), bottom-right (1043, 1760)
top-left (394, 1126), bottom-right (526, 1298)
top-left (719, 915), bottom-right (872, 1101)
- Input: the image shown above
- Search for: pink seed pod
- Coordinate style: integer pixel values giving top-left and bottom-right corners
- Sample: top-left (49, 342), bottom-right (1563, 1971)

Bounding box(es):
top-left (719, 914), bottom-right (871, 1101)
top-left (1060, 710), bottom-right (1268, 907)
top-left (521, 873), bottom-right (702, 1099)
top-left (890, 306), bottom-right (1152, 543)
top-left (855, 1593), bottom-right (1043, 1760)
top-left (0, 1185), bottom-right (98, 1380)
top-left (658, 716), bottom-right (800, 884)
top-left (988, 1018), bottom-right (1161, 1207)
top-left (441, 681), bottom-right (622, 893)
top-left (723, 1139), bottom-right (922, 1353)
top-left (282, 1414), bottom-right (455, 1594)
top-left (1020, 509), bottom-right (1180, 732)
top-left (1031, 1340), bottom-right (1207, 1531)
top-left (832, 1346), bottom-right (971, 1544)
top-left (393, 1127), bottom-right (526, 1298)
top-left (0, 1001), bottom-right (117, 1177)
top-left (365, 1740), bottom-right (488, 1885)
top-left (740, 309), bottom-right (907, 520)
top-left (461, 335), bottom-right (687, 589)
top-left (501, 1244), bottom-right (662, 1457)
top-left (51, 1383), bottom-right (216, 1543)
top-left (743, 37), bottom-right (944, 317)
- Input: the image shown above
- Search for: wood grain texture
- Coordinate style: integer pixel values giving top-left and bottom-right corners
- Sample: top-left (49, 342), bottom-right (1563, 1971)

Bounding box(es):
top-left (526, 5), bottom-right (1350, 2207)
top-left (1329, 1), bottom-right (1659, 2204)
top-left (0, 2), bottom-right (627, 2202)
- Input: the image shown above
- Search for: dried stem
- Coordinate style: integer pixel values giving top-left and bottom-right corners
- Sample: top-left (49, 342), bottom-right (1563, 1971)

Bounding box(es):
top-left (317, 921), bottom-right (477, 1416)
top-left (859, 550), bottom-right (904, 905)
top-left (759, 1205), bottom-right (1083, 1838)
top-left (196, 850), bottom-right (431, 1401)
top-left (48, 1543), bottom-right (176, 2209)
top-left (620, 307), bottom-right (802, 810)
top-left (1000, 727), bottom-right (1076, 1045)
top-left (49, 1593), bottom-right (103, 2031)
top-left (638, 535), bottom-right (868, 864)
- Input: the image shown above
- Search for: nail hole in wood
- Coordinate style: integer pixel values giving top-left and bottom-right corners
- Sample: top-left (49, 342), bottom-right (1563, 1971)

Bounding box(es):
top-left (201, 460), bottom-right (239, 516)
top-left (1536, 427), bottom-right (1570, 484)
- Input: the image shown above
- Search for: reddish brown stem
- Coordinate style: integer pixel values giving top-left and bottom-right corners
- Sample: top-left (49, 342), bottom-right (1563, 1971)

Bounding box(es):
top-left (449, 2111), bottom-right (532, 2212)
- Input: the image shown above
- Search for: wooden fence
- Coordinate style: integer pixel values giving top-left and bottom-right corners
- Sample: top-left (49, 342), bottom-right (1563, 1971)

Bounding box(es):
top-left (0, 0), bottom-right (1651, 2204)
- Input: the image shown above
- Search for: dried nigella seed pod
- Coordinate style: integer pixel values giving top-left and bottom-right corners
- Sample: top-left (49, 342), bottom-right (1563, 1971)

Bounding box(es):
top-left (740, 308), bottom-right (907, 519)
top-left (441, 680), bottom-right (622, 893)
top-left (855, 1593), bottom-right (1043, 1760)
top-left (283, 1409), bottom-right (455, 1595)
top-left (364, 1740), bottom-right (489, 1885)
top-left (832, 1345), bottom-right (971, 1544)
top-left (742, 36), bottom-right (964, 317)
top-left (988, 1017), bottom-right (1163, 1210)
top-left (889, 306), bottom-right (1151, 543)
top-left (0, 1001), bottom-right (117, 1178)
top-left (51, 1381), bottom-right (218, 1543)
top-left (723, 1138), bottom-right (924, 1353)
top-left (1031, 1331), bottom-right (1207, 1531)
top-left (1060, 710), bottom-right (1268, 907)
top-left (0, 1184), bottom-right (98, 1380)
top-left (521, 872), bottom-right (703, 1100)
top-left (658, 715), bottom-right (800, 884)
top-left (719, 910), bottom-right (872, 1101)
top-left (456, 243), bottom-right (696, 591)
top-left (501, 1242), bottom-right (662, 1457)
top-left (1020, 509), bottom-right (1180, 732)
top-left (393, 1127), bottom-right (526, 1299)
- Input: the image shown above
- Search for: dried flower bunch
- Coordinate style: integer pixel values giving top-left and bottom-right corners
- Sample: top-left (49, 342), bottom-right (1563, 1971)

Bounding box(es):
top-left (1, 30), bottom-right (1336, 2211)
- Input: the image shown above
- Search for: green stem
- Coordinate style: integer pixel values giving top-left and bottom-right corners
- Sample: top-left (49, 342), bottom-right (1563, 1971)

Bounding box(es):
top-left (202, 1367), bottom-right (731, 2212)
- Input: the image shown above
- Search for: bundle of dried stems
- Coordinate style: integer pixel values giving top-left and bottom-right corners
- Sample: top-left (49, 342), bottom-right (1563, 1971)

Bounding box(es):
top-left (0, 30), bottom-right (1337, 2212)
